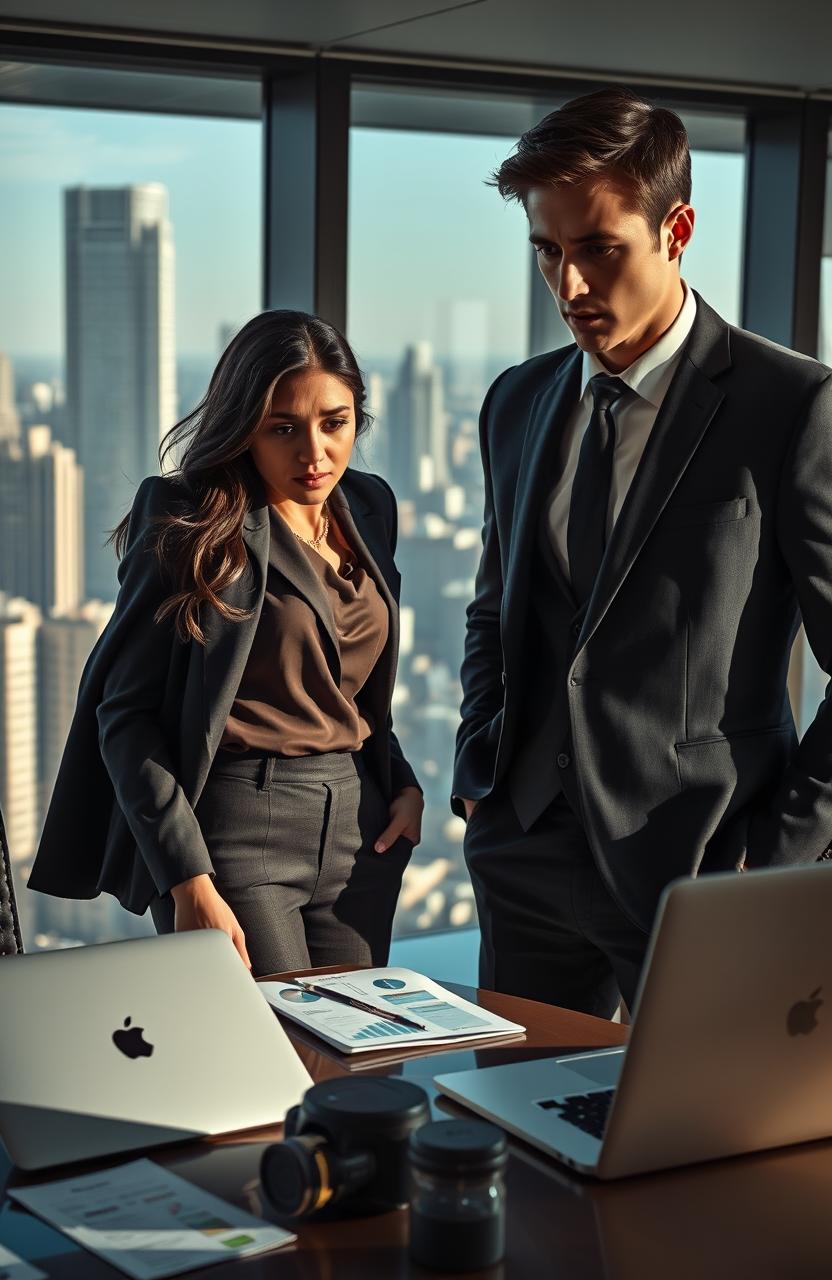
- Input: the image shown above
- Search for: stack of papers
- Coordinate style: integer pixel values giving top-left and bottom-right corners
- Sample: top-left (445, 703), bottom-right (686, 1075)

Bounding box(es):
top-left (260, 967), bottom-right (525, 1055)
top-left (8, 1159), bottom-right (294, 1279)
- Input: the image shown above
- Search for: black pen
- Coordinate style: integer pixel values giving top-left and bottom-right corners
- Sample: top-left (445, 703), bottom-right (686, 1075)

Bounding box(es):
top-left (291, 980), bottom-right (428, 1031)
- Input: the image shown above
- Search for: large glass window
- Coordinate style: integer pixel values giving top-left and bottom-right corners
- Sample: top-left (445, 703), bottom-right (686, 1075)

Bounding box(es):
top-left (0, 65), bottom-right (751, 955)
top-left (679, 110), bottom-right (746, 324)
top-left (348, 97), bottom-right (532, 939)
top-left (348, 90), bottom-right (746, 941)
top-left (0, 70), bottom-right (261, 948)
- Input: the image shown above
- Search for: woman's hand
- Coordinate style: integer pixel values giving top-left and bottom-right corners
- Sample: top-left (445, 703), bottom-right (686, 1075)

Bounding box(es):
top-left (170, 873), bottom-right (252, 970)
top-left (374, 786), bottom-right (424, 853)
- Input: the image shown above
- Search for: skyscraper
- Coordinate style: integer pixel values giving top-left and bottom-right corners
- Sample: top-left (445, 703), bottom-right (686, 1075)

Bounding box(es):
top-left (64, 185), bottom-right (176, 600)
top-left (0, 438), bottom-right (26, 601)
top-left (356, 370), bottom-right (388, 476)
top-left (0, 597), bottom-right (41, 866)
top-left (0, 352), bottom-right (21, 444)
top-left (388, 342), bottom-right (448, 498)
top-left (0, 426), bottom-right (83, 613)
top-left (26, 425), bottom-right (84, 614)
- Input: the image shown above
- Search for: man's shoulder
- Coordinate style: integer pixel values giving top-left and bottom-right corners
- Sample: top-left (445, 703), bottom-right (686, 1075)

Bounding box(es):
top-left (488, 344), bottom-right (577, 403)
top-left (726, 320), bottom-right (831, 388)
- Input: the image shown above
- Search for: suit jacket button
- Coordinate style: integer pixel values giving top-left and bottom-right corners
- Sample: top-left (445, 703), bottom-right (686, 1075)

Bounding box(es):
top-left (557, 752), bottom-right (571, 769)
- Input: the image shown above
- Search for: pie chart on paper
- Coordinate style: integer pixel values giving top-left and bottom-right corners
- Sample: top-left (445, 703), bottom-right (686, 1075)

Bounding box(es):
top-left (373, 978), bottom-right (406, 990)
top-left (279, 988), bottom-right (322, 1004)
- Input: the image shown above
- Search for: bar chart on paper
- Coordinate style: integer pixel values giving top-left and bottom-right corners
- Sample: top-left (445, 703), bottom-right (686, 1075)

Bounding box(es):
top-left (353, 1020), bottom-right (413, 1041)
top-left (382, 991), bottom-right (491, 1031)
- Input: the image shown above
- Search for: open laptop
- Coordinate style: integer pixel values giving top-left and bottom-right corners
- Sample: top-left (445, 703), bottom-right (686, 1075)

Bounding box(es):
top-left (0, 929), bottom-right (313, 1170)
top-left (435, 863), bottom-right (832, 1179)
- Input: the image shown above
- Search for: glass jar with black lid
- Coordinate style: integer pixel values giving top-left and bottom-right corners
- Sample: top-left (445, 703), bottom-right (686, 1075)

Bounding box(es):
top-left (409, 1118), bottom-right (508, 1272)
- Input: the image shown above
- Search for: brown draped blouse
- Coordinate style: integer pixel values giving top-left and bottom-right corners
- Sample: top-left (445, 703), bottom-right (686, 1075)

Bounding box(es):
top-left (220, 515), bottom-right (389, 756)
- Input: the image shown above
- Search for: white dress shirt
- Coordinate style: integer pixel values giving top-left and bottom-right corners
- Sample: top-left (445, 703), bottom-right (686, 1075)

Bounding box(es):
top-left (546, 282), bottom-right (698, 581)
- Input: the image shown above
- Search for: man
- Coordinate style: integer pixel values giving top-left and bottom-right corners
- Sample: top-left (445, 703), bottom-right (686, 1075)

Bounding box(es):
top-left (453, 86), bottom-right (832, 1018)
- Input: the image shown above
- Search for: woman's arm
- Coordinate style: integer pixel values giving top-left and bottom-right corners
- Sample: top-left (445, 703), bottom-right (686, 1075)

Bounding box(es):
top-left (96, 478), bottom-right (251, 964)
top-left (96, 477), bottom-right (215, 897)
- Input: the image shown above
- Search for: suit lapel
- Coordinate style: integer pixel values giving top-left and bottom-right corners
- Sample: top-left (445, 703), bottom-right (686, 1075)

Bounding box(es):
top-left (576, 295), bottom-right (731, 650)
top-left (330, 477), bottom-right (399, 722)
top-left (200, 503), bottom-right (270, 762)
top-left (267, 506), bottom-right (341, 669)
top-left (503, 348), bottom-right (581, 655)
top-left (330, 480), bottom-right (397, 609)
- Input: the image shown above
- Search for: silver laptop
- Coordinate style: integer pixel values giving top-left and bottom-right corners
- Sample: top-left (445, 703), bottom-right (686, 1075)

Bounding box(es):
top-left (0, 929), bottom-right (313, 1170)
top-left (435, 864), bottom-right (832, 1179)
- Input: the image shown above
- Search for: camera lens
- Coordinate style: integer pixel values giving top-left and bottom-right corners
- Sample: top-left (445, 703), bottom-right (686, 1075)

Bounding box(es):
top-left (260, 1078), bottom-right (431, 1220)
top-left (261, 1133), bottom-right (334, 1218)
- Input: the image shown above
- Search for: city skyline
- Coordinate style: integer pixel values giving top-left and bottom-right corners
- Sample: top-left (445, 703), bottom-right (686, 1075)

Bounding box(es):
top-left (1, 105), bottom-right (750, 363)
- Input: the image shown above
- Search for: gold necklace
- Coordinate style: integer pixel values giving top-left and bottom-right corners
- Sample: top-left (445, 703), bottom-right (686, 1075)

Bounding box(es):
top-left (288, 502), bottom-right (329, 550)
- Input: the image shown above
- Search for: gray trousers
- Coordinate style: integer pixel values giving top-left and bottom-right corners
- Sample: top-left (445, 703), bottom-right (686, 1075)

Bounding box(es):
top-left (151, 750), bottom-right (412, 977)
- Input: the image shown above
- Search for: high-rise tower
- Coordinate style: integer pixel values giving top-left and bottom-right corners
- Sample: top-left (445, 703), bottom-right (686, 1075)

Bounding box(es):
top-left (64, 185), bottom-right (176, 599)
top-left (0, 597), bottom-right (42, 866)
top-left (0, 426), bottom-right (83, 613)
top-left (0, 352), bottom-right (21, 445)
top-left (388, 342), bottom-right (448, 498)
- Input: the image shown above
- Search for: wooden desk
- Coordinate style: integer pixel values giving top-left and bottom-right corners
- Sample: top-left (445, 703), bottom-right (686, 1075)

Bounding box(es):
top-left (2, 971), bottom-right (831, 1279)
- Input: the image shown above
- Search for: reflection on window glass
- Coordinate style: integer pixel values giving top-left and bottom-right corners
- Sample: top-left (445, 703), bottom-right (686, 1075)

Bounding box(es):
top-left (348, 125), bottom-right (530, 938)
top-left (0, 95), bottom-right (260, 949)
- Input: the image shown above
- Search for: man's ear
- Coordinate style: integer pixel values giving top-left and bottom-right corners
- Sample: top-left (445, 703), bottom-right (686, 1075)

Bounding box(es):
top-left (666, 204), bottom-right (695, 261)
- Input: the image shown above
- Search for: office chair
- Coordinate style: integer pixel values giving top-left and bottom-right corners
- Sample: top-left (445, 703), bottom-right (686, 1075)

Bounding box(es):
top-left (0, 803), bottom-right (23, 955)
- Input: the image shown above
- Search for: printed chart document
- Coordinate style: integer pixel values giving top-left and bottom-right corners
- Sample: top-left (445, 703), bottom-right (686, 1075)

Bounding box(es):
top-left (7, 1159), bottom-right (295, 1280)
top-left (260, 967), bottom-right (525, 1055)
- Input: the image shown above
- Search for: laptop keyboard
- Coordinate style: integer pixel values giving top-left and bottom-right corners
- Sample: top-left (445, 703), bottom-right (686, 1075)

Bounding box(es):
top-left (536, 1088), bottom-right (614, 1139)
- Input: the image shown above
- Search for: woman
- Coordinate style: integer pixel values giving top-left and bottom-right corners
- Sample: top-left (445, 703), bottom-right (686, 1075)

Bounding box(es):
top-left (29, 311), bottom-right (423, 975)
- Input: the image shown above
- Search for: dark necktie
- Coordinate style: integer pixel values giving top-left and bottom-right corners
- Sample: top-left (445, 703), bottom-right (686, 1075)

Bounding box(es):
top-left (567, 373), bottom-right (628, 607)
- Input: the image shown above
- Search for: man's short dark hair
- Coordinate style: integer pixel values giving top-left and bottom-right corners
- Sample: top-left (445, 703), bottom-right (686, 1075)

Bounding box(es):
top-left (493, 87), bottom-right (692, 247)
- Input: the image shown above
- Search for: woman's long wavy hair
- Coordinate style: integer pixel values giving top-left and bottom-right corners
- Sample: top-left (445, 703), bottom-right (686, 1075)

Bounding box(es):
top-left (112, 310), bottom-right (373, 645)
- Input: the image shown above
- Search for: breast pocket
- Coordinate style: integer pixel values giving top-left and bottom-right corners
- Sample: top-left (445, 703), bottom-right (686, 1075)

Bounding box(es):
top-left (662, 497), bottom-right (749, 529)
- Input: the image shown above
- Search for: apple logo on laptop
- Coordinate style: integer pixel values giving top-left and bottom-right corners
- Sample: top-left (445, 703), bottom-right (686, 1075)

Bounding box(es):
top-left (786, 987), bottom-right (823, 1037)
top-left (112, 1016), bottom-right (154, 1059)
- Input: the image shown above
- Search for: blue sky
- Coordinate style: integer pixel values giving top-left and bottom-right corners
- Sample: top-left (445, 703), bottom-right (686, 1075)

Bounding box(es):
top-left (349, 130), bottom-right (746, 362)
top-left (0, 106), bottom-right (261, 358)
top-left (0, 103), bottom-right (745, 364)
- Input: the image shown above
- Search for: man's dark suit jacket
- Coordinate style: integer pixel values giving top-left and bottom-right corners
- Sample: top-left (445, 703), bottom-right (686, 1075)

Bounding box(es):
top-left (29, 466), bottom-right (418, 915)
top-left (453, 291), bottom-right (832, 931)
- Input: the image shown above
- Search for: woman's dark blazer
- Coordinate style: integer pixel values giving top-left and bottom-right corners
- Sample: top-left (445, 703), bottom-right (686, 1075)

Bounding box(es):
top-left (28, 466), bottom-right (420, 915)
